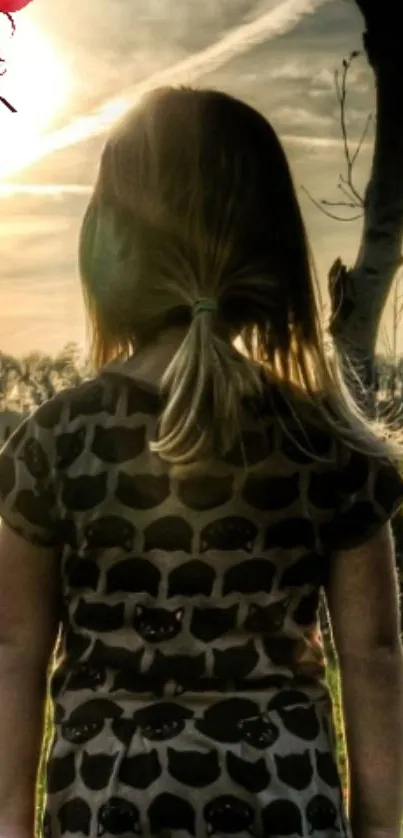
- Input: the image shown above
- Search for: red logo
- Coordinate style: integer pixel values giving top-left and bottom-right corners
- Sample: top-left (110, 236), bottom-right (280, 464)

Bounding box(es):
top-left (0, 0), bottom-right (33, 111)
top-left (0, 1), bottom-right (32, 11)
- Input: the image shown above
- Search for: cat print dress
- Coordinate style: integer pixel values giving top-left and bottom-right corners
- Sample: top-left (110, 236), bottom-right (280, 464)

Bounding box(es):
top-left (0, 369), bottom-right (402, 838)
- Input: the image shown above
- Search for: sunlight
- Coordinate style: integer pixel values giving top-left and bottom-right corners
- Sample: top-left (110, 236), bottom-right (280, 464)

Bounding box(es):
top-left (0, 15), bottom-right (71, 180)
top-left (0, 0), bottom-right (324, 182)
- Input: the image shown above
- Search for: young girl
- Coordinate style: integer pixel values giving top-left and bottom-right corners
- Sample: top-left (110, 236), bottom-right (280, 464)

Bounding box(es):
top-left (0, 87), bottom-right (402, 838)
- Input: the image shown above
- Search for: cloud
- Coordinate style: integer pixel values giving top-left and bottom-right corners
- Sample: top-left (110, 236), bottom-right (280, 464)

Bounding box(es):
top-left (269, 60), bottom-right (312, 80)
top-left (2, 0), bottom-right (326, 179)
top-left (268, 61), bottom-right (333, 86)
top-left (273, 105), bottom-right (333, 128)
top-left (311, 67), bottom-right (334, 88)
top-left (282, 133), bottom-right (370, 150)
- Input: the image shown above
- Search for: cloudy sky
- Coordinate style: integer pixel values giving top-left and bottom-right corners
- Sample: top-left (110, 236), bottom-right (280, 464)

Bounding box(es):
top-left (0, 0), bottom-right (399, 358)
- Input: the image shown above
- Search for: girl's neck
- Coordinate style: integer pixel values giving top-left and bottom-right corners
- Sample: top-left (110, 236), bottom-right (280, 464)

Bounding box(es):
top-left (107, 327), bottom-right (189, 387)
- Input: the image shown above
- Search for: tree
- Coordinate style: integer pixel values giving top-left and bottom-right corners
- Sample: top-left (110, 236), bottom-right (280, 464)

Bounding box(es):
top-left (0, 352), bottom-right (21, 409)
top-left (0, 344), bottom-right (87, 412)
top-left (327, 0), bottom-right (403, 400)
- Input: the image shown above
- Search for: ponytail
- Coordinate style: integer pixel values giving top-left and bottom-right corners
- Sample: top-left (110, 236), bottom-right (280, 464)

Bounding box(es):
top-left (149, 307), bottom-right (264, 476)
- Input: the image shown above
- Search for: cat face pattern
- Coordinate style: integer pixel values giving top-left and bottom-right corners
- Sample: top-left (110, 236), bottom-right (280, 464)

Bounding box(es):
top-left (47, 697), bottom-right (347, 838)
top-left (2, 375), bottom-right (375, 838)
top-left (132, 604), bottom-right (184, 643)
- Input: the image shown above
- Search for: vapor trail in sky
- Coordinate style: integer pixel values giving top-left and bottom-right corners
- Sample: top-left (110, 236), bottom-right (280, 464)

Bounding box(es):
top-left (2, 0), bottom-right (325, 180)
top-left (0, 183), bottom-right (92, 196)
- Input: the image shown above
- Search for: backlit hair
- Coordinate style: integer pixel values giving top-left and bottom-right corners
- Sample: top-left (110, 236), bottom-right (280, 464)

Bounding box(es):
top-left (79, 86), bottom-right (401, 476)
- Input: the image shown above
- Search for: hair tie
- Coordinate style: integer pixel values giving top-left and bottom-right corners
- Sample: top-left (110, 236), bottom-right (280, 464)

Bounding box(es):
top-left (192, 298), bottom-right (218, 318)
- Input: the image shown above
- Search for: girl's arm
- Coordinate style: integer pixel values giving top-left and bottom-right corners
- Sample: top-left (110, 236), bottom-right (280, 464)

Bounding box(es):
top-left (325, 523), bottom-right (403, 838)
top-left (0, 523), bottom-right (60, 835)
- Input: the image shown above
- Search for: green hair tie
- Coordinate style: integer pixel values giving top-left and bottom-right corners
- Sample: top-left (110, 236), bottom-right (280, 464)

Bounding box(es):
top-left (192, 298), bottom-right (218, 317)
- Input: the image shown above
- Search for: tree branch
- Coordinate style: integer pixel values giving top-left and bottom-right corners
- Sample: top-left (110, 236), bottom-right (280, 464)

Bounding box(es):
top-left (335, 55), bottom-right (366, 208)
top-left (302, 52), bottom-right (367, 222)
top-left (351, 112), bottom-right (373, 167)
top-left (301, 185), bottom-right (362, 223)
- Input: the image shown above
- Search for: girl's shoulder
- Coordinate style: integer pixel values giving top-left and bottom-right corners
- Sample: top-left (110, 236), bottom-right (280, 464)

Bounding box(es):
top-left (22, 369), bottom-right (161, 437)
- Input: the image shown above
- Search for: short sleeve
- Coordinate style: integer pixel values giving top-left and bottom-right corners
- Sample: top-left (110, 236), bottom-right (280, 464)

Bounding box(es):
top-left (0, 401), bottom-right (62, 547)
top-left (319, 443), bottom-right (403, 553)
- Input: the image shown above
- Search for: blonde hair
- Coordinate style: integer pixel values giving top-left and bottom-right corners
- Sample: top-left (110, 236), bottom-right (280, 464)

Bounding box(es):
top-left (79, 86), bottom-right (402, 475)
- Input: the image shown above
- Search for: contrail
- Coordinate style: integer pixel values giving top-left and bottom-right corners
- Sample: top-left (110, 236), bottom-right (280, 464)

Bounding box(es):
top-left (0, 183), bottom-right (92, 197)
top-left (1, 0), bottom-right (325, 180)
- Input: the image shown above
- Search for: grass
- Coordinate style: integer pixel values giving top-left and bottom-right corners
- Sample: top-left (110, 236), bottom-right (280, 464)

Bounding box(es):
top-left (325, 661), bottom-right (348, 799)
top-left (35, 695), bottom-right (53, 838)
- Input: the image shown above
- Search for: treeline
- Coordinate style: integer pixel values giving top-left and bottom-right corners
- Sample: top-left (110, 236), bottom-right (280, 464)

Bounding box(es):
top-left (0, 343), bottom-right (90, 411)
top-left (2, 343), bottom-right (403, 411)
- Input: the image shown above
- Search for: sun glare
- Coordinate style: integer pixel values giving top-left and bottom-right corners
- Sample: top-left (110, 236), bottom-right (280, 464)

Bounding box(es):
top-left (0, 15), bottom-right (70, 179)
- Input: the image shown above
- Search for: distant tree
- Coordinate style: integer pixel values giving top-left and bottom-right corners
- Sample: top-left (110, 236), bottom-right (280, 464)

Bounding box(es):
top-left (0, 343), bottom-right (87, 411)
top-left (0, 352), bottom-right (20, 409)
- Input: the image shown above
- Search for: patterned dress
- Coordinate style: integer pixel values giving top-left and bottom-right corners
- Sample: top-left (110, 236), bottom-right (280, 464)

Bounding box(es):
top-left (0, 368), bottom-right (402, 838)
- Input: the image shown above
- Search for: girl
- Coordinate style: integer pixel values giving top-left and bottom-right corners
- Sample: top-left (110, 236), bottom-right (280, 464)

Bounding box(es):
top-left (0, 87), bottom-right (402, 838)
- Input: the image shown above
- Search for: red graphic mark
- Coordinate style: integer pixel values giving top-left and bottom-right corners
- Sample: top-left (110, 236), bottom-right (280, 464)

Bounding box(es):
top-left (0, 0), bottom-right (33, 111)
top-left (0, 1), bottom-right (32, 12)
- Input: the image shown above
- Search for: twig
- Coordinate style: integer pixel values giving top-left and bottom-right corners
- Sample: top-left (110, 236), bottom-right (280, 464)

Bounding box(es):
top-left (301, 185), bottom-right (363, 222)
top-left (336, 56), bottom-right (365, 207)
top-left (351, 112), bottom-right (373, 167)
top-left (322, 199), bottom-right (361, 209)
top-left (338, 180), bottom-right (358, 203)
top-left (304, 51), bottom-right (369, 220)
top-left (337, 177), bottom-right (363, 209)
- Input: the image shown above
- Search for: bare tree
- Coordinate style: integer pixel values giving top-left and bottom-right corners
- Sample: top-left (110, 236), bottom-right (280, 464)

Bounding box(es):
top-left (328, 0), bottom-right (403, 399)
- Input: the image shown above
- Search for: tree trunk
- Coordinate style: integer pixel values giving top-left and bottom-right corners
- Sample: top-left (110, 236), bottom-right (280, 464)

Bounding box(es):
top-left (329, 0), bottom-right (403, 398)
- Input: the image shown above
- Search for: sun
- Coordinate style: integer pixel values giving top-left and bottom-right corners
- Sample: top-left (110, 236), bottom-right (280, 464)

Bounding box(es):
top-left (0, 14), bottom-right (71, 180)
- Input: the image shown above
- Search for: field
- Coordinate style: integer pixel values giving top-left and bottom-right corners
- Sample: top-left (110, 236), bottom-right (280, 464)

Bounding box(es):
top-left (34, 663), bottom-right (349, 836)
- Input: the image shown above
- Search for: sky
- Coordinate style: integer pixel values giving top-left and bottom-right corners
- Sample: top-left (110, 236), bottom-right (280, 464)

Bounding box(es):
top-left (0, 0), bottom-right (400, 358)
